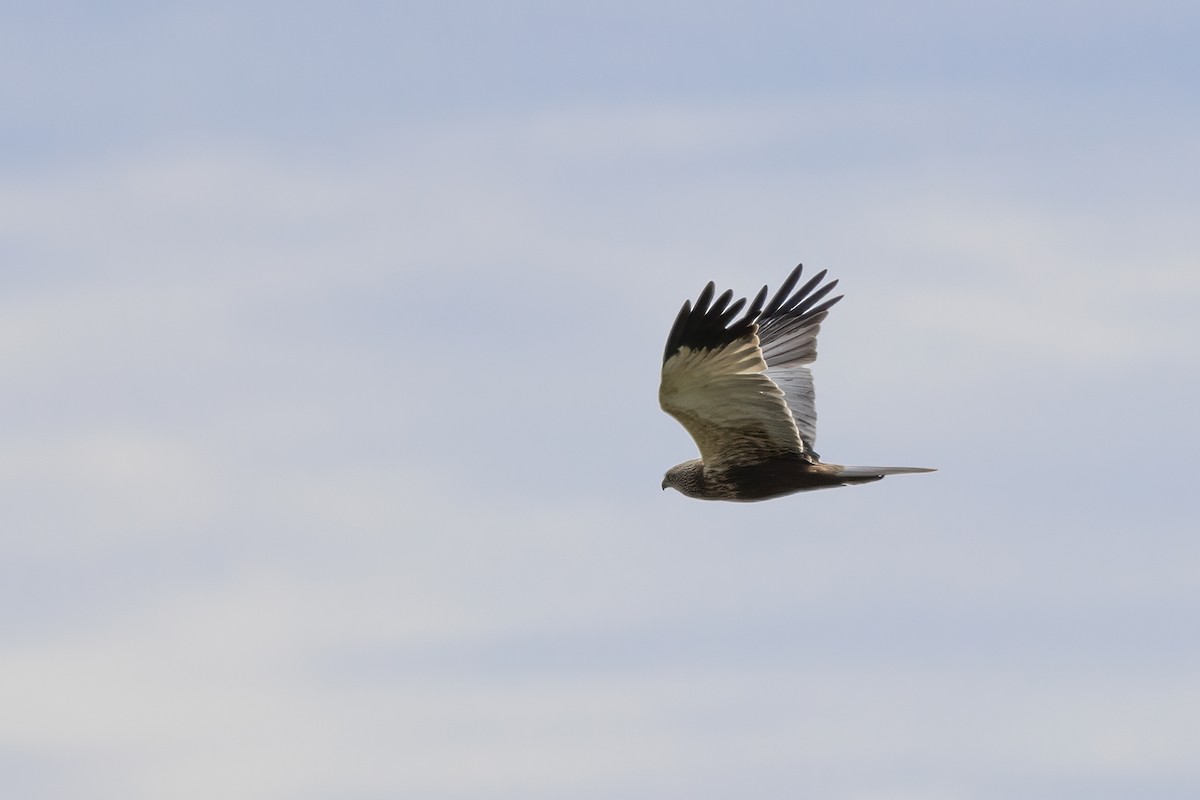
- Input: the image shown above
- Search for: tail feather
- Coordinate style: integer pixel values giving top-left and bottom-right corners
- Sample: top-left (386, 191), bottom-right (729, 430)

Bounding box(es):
top-left (835, 465), bottom-right (936, 478)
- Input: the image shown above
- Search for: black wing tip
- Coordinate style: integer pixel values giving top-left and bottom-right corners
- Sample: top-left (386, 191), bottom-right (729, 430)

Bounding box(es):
top-left (762, 264), bottom-right (805, 317)
top-left (760, 266), bottom-right (843, 326)
top-left (662, 263), bottom-right (844, 364)
top-left (662, 277), bottom-right (760, 364)
top-left (662, 299), bottom-right (693, 362)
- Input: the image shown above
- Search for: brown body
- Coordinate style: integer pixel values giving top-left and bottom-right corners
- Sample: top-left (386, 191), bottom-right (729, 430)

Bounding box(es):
top-left (662, 455), bottom-right (884, 502)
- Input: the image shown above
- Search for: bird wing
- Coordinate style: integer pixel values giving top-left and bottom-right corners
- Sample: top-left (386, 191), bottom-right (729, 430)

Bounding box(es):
top-left (757, 267), bottom-right (840, 453)
top-left (659, 265), bottom-right (842, 466)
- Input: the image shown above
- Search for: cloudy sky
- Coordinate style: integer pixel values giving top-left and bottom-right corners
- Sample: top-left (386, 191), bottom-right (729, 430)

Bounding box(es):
top-left (3, 2), bottom-right (1199, 798)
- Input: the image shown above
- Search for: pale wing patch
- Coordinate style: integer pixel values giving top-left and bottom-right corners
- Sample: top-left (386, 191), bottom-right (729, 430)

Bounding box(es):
top-left (764, 365), bottom-right (817, 452)
top-left (660, 333), bottom-right (805, 465)
top-left (759, 312), bottom-right (827, 453)
top-left (759, 313), bottom-right (825, 365)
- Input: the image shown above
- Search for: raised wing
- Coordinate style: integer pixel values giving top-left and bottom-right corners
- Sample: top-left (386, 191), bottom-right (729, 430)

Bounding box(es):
top-left (757, 267), bottom-right (841, 453)
top-left (659, 265), bottom-right (842, 465)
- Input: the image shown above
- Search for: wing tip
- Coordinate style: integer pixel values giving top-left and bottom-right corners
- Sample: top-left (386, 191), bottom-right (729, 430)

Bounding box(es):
top-left (661, 263), bottom-right (845, 364)
top-left (662, 278), bottom-right (761, 363)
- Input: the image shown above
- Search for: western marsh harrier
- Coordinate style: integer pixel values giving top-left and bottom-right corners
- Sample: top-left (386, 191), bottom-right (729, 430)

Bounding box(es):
top-left (660, 264), bottom-right (933, 501)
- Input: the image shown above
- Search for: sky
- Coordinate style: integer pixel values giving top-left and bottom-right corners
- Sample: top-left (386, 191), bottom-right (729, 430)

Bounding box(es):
top-left (2, 2), bottom-right (1199, 798)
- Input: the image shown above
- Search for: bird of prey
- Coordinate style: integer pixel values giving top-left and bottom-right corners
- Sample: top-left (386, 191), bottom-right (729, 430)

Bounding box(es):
top-left (660, 264), bottom-right (933, 501)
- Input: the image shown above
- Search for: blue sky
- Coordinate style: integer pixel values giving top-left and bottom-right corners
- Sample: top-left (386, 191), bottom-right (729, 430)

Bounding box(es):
top-left (3, 2), bottom-right (1199, 798)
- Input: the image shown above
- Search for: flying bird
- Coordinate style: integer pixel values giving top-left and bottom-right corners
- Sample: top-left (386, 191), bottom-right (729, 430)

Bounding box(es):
top-left (660, 264), bottom-right (933, 501)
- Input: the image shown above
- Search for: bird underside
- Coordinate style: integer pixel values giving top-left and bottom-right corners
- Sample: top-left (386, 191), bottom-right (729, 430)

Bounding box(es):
top-left (719, 459), bottom-right (878, 501)
top-left (676, 455), bottom-right (932, 502)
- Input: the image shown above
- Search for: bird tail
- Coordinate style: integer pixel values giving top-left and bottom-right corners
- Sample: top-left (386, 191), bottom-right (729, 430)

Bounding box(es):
top-left (835, 465), bottom-right (936, 479)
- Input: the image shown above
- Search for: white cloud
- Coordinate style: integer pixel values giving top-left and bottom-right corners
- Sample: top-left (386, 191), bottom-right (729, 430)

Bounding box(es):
top-left (2, 8), bottom-right (1199, 797)
top-left (5, 572), bottom-right (1199, 799)
top-left (0, 431), bottom-right (223, 555)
